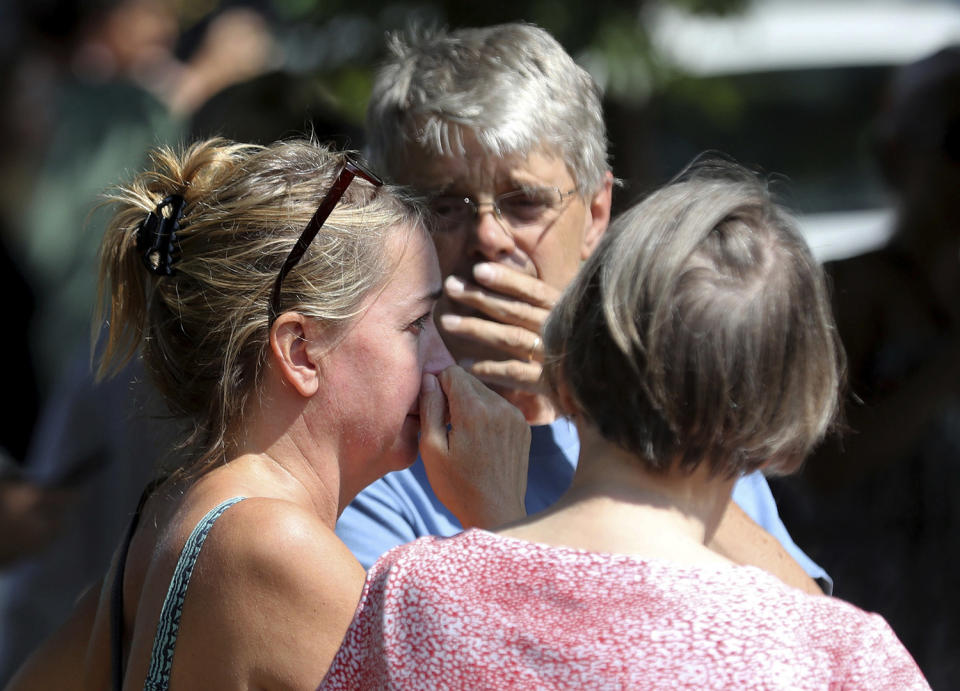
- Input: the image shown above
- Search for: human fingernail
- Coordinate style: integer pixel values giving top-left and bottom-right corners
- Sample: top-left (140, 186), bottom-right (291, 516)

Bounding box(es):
top-left (445, 275), bottom-right (466, 294)
top-left (422, 373), bottom-right (438, 391)
top-left (473, 263), bottom-right (494, 282)
top-left (439, 314), bottom-right (461, 330)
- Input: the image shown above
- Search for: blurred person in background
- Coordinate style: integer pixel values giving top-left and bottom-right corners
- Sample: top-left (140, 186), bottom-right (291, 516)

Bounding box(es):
top-left (12, 0), bottom-right (277, 387)
top-left (0, 1), bottom-right (281, 683)
top-left (0, 2), bottom-right (182, 680)
top-left (773, 45), bottom-right (960, 688)
top-left (0, 48), bottom-right (58, 570)
top-left (337, 22), bottom-right (831, 594)
top-left (0, 3), bottom-right (42, 467)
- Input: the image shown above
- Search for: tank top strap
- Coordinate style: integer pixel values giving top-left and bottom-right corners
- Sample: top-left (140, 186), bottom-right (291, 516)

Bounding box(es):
top-left (143, 496), bottom-right (247, 691)
top-left (111, 477), bottom-right (165, 691)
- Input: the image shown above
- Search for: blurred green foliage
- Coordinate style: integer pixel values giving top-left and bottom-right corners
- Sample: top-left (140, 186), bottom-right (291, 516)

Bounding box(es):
top-left (188, 0), bottom-right (748, 126)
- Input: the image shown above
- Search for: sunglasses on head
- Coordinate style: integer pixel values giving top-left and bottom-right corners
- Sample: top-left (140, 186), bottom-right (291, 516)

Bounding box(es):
top-left (269, 156), bottom-right (383, 325)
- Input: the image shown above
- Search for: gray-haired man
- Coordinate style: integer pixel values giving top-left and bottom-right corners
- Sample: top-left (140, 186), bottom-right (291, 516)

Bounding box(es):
top-left (336, 22), bottom-right (830, 594)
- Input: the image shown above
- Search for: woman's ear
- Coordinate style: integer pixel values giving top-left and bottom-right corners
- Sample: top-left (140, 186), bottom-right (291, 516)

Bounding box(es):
top-left (269, 312), bottom-right (321, 397)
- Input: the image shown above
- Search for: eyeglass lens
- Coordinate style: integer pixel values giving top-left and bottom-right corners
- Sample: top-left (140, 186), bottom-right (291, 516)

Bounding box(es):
top-left (429, 187), bottom-right (571, 229)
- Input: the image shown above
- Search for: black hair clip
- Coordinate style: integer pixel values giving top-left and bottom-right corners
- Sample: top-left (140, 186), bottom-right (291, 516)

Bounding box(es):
top-left (136, 194), bottom-right (185, 276)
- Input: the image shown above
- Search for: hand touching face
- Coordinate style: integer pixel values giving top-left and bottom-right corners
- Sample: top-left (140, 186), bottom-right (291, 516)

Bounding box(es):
top-left (400, 140), bottom-right (611, 422)
top-left (439, 261), bottom-right (555, 394)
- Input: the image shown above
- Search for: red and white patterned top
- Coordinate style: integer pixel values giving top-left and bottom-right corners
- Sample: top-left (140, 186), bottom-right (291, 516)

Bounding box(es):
top-left (321, 529), bottom-right (929, 690)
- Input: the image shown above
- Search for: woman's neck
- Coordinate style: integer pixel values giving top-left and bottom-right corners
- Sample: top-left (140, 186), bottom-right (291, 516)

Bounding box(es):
top-left (499, 422), bottom-right (737, 565)
top-left (227, 380), bottom-right (343, 529)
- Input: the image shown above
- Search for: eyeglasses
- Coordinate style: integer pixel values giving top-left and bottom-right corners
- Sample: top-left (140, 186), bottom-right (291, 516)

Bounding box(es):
top-left (428, 187), bottom-right (578, 233)
top-left (269, 156), bottom-right (383, 324)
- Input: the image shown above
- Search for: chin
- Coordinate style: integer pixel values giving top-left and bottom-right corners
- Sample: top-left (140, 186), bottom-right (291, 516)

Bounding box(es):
top-left (387, 448), bottom-right (420, 474)
top-left (399, 450), bottom-right (420, 470)
top-left (390, 416), bottom-right (423, 470)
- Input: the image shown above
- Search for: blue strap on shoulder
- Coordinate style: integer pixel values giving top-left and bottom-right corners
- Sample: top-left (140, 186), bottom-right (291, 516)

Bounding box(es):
top-left (143, 496), bottom-right (246, 690)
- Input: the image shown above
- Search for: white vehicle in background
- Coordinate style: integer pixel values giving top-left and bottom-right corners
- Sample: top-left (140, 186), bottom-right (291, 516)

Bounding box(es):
top-left (616, 0), bottom-right (960, 261)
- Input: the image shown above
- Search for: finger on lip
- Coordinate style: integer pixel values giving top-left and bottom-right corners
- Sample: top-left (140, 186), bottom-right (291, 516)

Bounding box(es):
top-left (473, 262), bottom-right (495, 282)
top-left (444, 275), bottom-right (467, 295)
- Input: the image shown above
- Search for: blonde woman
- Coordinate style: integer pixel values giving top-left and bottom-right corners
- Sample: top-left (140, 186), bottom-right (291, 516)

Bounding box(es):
top-left (322, 161), bottom-right (929, 689)
top-left (8, 138), bottom-right (529, 689)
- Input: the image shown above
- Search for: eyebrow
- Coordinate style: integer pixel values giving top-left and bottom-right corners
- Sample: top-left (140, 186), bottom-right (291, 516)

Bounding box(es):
top-left (422, 288), bottom-right (443, 303)
top-left (430, 182), bottom-right (550, 199)
top-left (507, 175), bottom-right (560, 192)
top-left (408, 287), bottom-right (442, 308)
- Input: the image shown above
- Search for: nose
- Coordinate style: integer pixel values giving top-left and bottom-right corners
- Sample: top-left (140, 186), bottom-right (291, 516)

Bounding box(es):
top-left (468, 203), bottom-right (516, 261)
top-left (423, 317), bottom-right (455, 374)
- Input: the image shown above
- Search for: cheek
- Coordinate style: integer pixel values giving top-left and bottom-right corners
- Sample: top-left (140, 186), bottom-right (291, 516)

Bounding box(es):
top-left (385, 342), bottom-right (427, 408)
top-left (530, 239), bottom-right (582, 291)
top-left (533, 215), bottom-right (588, 288)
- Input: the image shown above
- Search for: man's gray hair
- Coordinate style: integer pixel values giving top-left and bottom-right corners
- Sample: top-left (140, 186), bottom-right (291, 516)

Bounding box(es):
top-left (366, 22), bottom-right (609, 194)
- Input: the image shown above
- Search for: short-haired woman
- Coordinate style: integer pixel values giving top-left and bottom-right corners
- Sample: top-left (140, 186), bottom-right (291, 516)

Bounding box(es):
top-left (8, 138), bottom-right (530, 689)
top-left (321, 161), bottom-right (929, 689)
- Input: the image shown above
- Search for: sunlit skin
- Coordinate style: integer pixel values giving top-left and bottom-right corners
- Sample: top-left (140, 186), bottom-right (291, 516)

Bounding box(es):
top-left (302, 225), bottom-right (454, 503)
top-left (400, 137), bottom-right (613, 424)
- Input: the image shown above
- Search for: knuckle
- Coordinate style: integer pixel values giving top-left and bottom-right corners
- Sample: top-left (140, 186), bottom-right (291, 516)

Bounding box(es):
top-left (505, 329), bottom-right (530, 351)
top-left (504, 360), bottom-right (534, 381)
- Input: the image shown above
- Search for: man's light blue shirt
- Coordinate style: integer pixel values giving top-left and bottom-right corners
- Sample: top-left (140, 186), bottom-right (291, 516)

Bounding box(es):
top-left (337, 417), bottom-right (831, 593)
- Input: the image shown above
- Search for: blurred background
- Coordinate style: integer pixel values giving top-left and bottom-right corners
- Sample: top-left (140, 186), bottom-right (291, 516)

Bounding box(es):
top-left (0, 0), bottom-right (957, 686)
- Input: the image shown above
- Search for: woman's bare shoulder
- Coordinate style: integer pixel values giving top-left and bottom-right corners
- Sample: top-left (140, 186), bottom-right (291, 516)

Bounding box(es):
top-left (193, 496), bottom-right (363, 583)
top-left (159, 496), bottom-right (366, 688)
